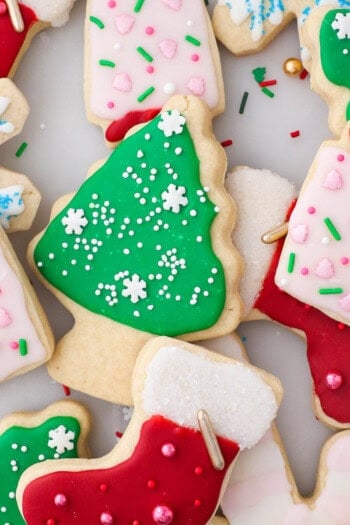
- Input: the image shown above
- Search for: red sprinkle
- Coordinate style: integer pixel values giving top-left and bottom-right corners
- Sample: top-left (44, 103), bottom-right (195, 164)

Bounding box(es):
top-left (115, 431), bottom-right (123, 438)
top-left (290, 130), bottom-right (300, 138)
top-left (259, 79), bottom-right (277, 87)
top-left (46, 520), bottom-right (56, 525)
top-left (99, 483), bottom-right (108, 493)
top-left (194, 499), bottom-right (202, 507)
top-left (221, 139), bottom-right (233, 148)
top-left (147, 479), bottom-right (156, 489)
top-left (338, 323), bottom-right (345, 331)
top-left (62, 385), bottom-right (71, 396)
top-left (299, 69), bottom-right (308, 80)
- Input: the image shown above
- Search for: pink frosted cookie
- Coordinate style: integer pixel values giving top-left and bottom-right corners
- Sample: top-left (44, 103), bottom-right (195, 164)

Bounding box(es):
top-left (0, 78), bottom-right (54, 383)
top-left (0, 0), bottom-right (77, 78)
top-left (276, 124), bottom-right (350, 326)
top-left (226, 161), bottom-right (350, 428)
top-left (18, 336), bottom-right (282, 525)
top-left (85, 0), bottom-right (224, 144)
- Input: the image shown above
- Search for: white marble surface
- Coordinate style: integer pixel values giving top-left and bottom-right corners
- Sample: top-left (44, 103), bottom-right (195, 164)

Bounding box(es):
top-left (0, 0), bottom-right (334, 499)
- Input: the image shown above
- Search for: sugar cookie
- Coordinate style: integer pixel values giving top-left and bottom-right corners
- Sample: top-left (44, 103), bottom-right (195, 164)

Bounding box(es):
top-left (18, 336), bottom-right (282, 525)
top-left (85, 0), bottom-right (224, 144)
top-left (29, 95), bottom-right (242, 405)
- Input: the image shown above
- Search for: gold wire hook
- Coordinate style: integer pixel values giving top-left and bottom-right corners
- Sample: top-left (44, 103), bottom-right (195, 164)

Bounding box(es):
top-left (261, 221), bottom-right (289, 244)
top-left (5, 0), bottom-right (25, 33)
top-left (197, 409), bottom-right (225, 471)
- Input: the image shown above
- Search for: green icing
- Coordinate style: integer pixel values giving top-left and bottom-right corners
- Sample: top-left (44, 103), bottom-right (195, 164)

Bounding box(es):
top-left (34, 111), bottom-right (226, 336)
top-left (320, 9), bottom-right (350, 89)
top-left (0, 415), bottom-right (81, 524)
top-left (346, 100), bottom-right (350, 120)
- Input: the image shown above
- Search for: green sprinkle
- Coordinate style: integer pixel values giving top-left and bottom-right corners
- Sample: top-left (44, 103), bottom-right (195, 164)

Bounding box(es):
top-left (261, 87), bottom-right (275, 98)
top-left (15, 142), bottom-right (27, 158)
top-left (89, 16), bottom-right (104, 29)
top-left (137, 86), bottom-right (155, 103)
top-left (185, 35), bottom-right (201, 46)
top-left (99, 59), bottom-right (115, 68)
top-left (134, 0), bottom-right (145, 12)
top-left (19, 339), bottom-right (28, 356)
top-left (252, 67), bottom-right (266, 83)
top-left (319, 288), bottom-right (344, 295)
top-left (346, 101), bottom-right (350, 122)
top-left (324, 217), bottom-right (341, 241)
top-left (287, 252), bottom-right (296, 273)
top-left (239, 91), bottom-right (249, 114)
top-left (137, 46), bottom-right (153, 63)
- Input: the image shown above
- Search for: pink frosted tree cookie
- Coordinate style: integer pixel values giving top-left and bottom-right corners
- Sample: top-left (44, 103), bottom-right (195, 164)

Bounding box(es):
top-left (85, 0), bottom-right (224, 144)
top-left (0, 78), bottom-right (54, 383)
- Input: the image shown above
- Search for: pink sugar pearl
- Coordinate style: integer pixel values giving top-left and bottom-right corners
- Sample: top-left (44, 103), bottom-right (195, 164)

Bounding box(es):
top-left (100, 512), bottom-right (114, 524)
top-left (325, 371), bottom-right (343, 390)
top-left (307, 206), bottom-right (316, 214)
top-left (337, 154), bottom-right (345, 162)
top-left (161, 443), bottom-right (176, 457)
top-left (191, 54), bottom-right (199, 61)
top-left (145, 26), bottom-right (154, 35)
top-left (54, 494), bottom-right (68, 507)
top-left (152, 505), bottom-right (174, 524)
top-left (108, 1), bottom-right (116, 7)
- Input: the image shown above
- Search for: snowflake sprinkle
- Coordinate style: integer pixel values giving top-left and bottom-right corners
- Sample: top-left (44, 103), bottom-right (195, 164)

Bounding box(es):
top-left (122, 274), bottom-right (147, 303)
top-left (158, 110), bottom-right (186, 137)
top-left (61, 208), bottom-right (88, 235)
top-left (332, 12), bottom-right (350, 39)
top-left (48, 425), bottom-right (75, 455)
top-left (162, 184), bottom-right (188, 213)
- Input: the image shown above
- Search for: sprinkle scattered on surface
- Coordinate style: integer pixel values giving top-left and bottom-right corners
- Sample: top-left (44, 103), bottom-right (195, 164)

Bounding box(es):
top-left (221, 139), bottom-right (233, 148)
top-left (290, 130), bottom-right (300, 138)
top-left (62, 385), bottom-right (71, 396)
top-left (15, 142), bottom-right (28, 158)
top-left (239, 91), bottom-right (249, 114)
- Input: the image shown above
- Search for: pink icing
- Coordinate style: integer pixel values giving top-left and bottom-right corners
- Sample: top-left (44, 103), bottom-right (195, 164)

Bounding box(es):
top-left (113, 73), bottom-right (132, 92)
top-left (275, 146), bottom-right (350, 325)
top-left (315, 258), bottom-right (335, 279)
top-left (186, 77), bottom-right (205, 96)
top-left (87, 0), bottom-right (220, 131)
top-left (0, 243), bottom-right (46, 379)
top-left (159, 39), bottom-right (177, 58)
top-left (323, 169), bottom-right (343, 190)
top-left (161, 0), bottom-right (182, 10)
top-left (115, 14), bottom-right (135, 34)
top-left (290, 224), bottom-right (308, 244)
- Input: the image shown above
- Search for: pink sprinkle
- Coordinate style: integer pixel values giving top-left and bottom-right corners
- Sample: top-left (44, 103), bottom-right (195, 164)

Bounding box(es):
top-left (0, 1), bottom-right (7, 15)
top-left (337, 154), bottom-right (345, 162)
top-left (301, 267), bottom-right (309, 275)
top-left (341, 257), bottom-right (349, 265)
top-left (100, 512), bottom-right (114, 524)
top-left (307, 206), bottom-right (316, 214)
top-left (161, 443), bottom-right (176, 457)
top-left (325, 371), bottom-right (343, 390)
top-left (152, 505), bottom-right (174, 524)
top-left (54, 494), bottom-right (68, 507)
top-left (108, 0), bottom-right (116, 6)
top-left (10, 341), bottom-right (18, 350)
top-left (191, 54), bottom-right (199, 62)
top-left (146, 65), bottom-right (154, 74)
top-left (107, 101), bottom-right (115, 109)
top-left (145, 26), bottom-right (154, 35)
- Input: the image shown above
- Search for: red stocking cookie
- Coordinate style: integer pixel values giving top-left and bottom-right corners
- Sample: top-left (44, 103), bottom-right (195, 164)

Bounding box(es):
top-left (0, 0), bottom-right (77, 77)
top-left (28, 95), bottom-right (242, 405)
top-left (226, 152), bottom-right (350, 428)
top-left (0, 77), bottom-right (54, 383)
top-left (85, 0), bottom-right (224, 144)
top-left (18, 337), bottom-right (282, 525)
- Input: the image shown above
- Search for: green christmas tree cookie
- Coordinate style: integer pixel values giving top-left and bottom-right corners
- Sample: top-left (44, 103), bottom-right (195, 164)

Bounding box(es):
top-left (303, 6), bottom-right (350, 136)
top-left (0, 401), bottom-right (90, 525)
top-left (29, 95), bottom-right (241, 405)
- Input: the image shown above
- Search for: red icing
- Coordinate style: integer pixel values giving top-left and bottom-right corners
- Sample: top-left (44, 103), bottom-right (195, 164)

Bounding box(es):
top-left (0, 4), bottom-right (38, 77)
top-left (22, 415), bottom-right (239, 524)
top-left (255, 202), bottom-right (350, 424)
top-left (105, 108), bottom-right (162, 142)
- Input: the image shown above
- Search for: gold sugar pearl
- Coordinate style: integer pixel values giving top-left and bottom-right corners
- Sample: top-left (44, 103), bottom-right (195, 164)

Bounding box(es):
top-left (283, 58), bottom-right (303, 77)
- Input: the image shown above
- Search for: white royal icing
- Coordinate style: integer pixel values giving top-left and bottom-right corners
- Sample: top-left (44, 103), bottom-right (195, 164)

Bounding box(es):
top-left (142, 345), bottom-right (278, 449)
